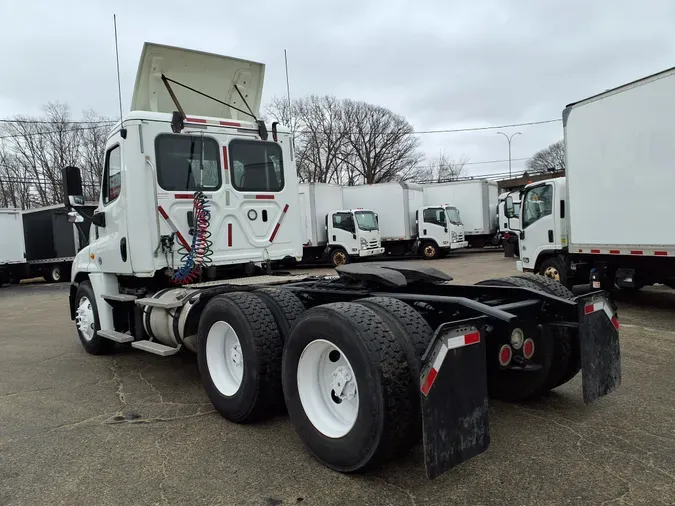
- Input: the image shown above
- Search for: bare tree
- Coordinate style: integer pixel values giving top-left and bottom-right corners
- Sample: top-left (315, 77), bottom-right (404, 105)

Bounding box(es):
top-left (411, 150), bottom-right (467, 183)
top-left (339, 100), bottom-right (423, 184)
top-left (0, 103), bottom-right (112, 209)
top-left (526, 140), bottom-right (565, 174)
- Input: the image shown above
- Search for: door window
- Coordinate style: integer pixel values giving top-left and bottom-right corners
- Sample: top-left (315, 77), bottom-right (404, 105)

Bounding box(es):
top-left (332, 212), bottom-right (355, 233)
top-left (423, 208), bottom-right (447, 226)
top-left (522, 185), bottom-right (553, 228)
top-left (103, 145), bottom-right (121, 205)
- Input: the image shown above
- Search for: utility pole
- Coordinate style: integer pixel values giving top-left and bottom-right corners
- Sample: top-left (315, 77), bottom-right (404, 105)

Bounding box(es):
top-left (497, 131), bottom-right (522, 179)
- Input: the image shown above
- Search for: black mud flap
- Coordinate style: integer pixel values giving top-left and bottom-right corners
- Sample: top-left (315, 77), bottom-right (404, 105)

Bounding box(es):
top-left (420, 317), bottom-right (489, 479)
top-left (577, 293), bottom-right (621, 404)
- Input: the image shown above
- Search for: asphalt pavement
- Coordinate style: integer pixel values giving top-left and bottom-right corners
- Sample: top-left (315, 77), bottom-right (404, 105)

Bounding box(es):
top-left (1, 251), bottom-right (674, 505)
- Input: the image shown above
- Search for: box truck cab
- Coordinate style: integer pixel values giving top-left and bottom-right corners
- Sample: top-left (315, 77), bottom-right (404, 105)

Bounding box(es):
top-left (416, 204), bottom-right (468, 257)
top-left (298, 182), bottom-right (383, 266)
top-left (498, 190), bottom-right (521, 255)
top-left (65, 42), bottom-right (303, 312)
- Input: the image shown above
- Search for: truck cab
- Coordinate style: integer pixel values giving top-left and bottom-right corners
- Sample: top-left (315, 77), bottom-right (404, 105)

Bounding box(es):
top-left (498, 190), bottom-right (522, 254)
top-left (512, 178), bottom-right (567, 279)
top-left (65, 42), bottom-right (303, 314)
top-left (416, 204), bottom-right (468, 259)
top-left (325, 209), bottom-right (384, 266)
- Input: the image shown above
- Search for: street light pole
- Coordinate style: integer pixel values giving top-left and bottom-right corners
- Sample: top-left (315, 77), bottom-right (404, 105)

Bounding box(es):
top-left (497, 131), bottom-right (522, 179)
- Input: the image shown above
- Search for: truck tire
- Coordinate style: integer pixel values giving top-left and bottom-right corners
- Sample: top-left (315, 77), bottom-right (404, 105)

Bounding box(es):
top-left (282, 302), bottom-right (412, 472)
top-left (197, 292), bottom-right (284, 423)
top-left (539, 257), bottom-right (569, 287)
top-left (357, 297), bottom-right (433, 449)
top-left (475, 276), bottom-right (572, 400)
top-left (421, 241), bottom-right (439, 260)
top-left (514, 273), bottom-right (581, 388)
top-left (74, 281), bottom-right (115, 355)
top-left (330, 248), bottom-right (350, 267)
top-left (253, 288), bottom-right (305, 343)
top-left (45, 264), bottom-right (63, 283)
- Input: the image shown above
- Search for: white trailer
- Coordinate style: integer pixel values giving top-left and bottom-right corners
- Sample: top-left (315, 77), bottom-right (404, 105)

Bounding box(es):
top-left (422, 180), bottom-right (499, 248)
top-left (343, 182), bottom-right (467, 259)
top-left (0, 209), bottom-right (26, 285)
top-left (515, 66), bottom-right (675, 289)
top-left (298, 182), bottom-right (384, 266)
top-left (62, 42), bottom-right (621, 480)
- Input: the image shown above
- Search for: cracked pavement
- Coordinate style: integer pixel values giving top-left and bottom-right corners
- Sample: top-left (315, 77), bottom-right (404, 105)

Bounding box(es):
top-left (1, 252), bottom-right (674, 505)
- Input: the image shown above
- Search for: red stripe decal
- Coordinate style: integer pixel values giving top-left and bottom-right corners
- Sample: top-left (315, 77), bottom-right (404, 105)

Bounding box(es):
top-left (220, 121), bottom-right (241, 127)
top-left (464, 331), bottom-right (480, 345)
top-left (421, 368), bottom-right (438, 396)
top-left (609, 250), bottom-right (620, 254)
top-left (591, 249), bottom-right (601, 254)
top-left (174, 193), bottom-right (193, 199)
top-left (175, 232), bottom-right (191, 251)
top-left (256, 195), bottom-right (275, 200)
top-left (655, 251), bottom-right (668, 256)
top-left (282, 203), bottom-right (289, 213)
top-left (157, 206), bottom-right (169, 219)
top-left (185, 117), bottom-right (207, 123)
top-left (630, 250), bottom-right (643, 255)
top-left (611, 315), bottom-right (620, 331)
top-left (228, 223), bottom-right (233, 247)
top-left (222, 146), bottom-right (229, 172)
top-left (584, 304), bottom-right (595, 315)
top-left (269, 223), bottom-right (281, 243)
top-left (578, 249), bottom-right (583, 253)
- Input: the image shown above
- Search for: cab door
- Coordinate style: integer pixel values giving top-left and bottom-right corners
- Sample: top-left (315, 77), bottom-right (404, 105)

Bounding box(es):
top-left (329, 212), bottom-right (357, 252)
top-left (520, 183), bottom-right (556, 263)
top-left (91, 136), bottom-right (133, 274)
top-left (421, 207), bottom-right (449, 247)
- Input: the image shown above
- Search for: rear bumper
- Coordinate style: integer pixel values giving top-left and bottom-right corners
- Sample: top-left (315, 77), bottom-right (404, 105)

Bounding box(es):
top-left (450, 241), bottom-right (469, 250)
top-left (358, 247), bottom-right (385, 257)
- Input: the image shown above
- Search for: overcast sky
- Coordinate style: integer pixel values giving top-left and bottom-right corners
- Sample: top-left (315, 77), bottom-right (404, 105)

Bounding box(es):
top-left (1, 0), bottom-right (674, 176)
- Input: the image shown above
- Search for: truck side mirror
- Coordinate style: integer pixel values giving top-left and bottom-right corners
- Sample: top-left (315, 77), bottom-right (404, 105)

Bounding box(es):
top-left (62, 166), bottom-right (84, 207)
top-left (505, 196), bottom-right (515, 219)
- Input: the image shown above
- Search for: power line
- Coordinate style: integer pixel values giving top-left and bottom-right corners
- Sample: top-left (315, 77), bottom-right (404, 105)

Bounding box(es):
top-left (412, 119), bottom-right (560, 135)
top-left (0, 118), bottom-right (114, 125)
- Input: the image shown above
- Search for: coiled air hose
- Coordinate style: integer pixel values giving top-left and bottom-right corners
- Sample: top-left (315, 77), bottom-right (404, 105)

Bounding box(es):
top-left (171, 191), bottom-right (213, 284)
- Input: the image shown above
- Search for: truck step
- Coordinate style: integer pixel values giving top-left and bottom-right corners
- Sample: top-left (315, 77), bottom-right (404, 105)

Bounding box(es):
top-left (135, 297), bottom-right (186, 309)
top-left (98, 330), bottom-right (134, 343)
top-left (131, 340), bottom-right (180, 357)
top-left (102, 293), bottom-right (138, 302)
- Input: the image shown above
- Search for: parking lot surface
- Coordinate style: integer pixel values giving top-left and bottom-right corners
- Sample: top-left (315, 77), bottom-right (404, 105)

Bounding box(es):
top-left (1, 251), bottom-right (674, 505)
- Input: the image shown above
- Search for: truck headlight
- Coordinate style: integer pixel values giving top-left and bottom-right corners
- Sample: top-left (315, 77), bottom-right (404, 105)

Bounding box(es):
top-left (451, 231), bottom-right (457, 241)
top-left (360, 238), bottom-right (367, 248)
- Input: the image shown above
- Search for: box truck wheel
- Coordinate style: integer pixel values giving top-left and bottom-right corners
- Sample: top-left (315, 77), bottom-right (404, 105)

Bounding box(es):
top-left (45, 264), bottom-right (64, 283)
top-left (421, 241), bottom-right (439, 260)
top-left (330, 248), bottom-right (350, 267)
top-left (197, 292), bottom-right (284, 423)
top-left (253, 288), bottom-right (305, 343)
top-left (475, 276), bottom-right (573, 400)
top-left (74, 281), bottom-right (115, 355)
top-left (282, 302), bottom-right (412, 472)
top-left (357, 297), bottom-right (433, 450)
top-left (539, 257), bottom-right (569, 287)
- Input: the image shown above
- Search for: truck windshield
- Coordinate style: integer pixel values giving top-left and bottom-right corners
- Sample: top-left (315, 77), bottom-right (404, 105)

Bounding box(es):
top-left (445, 207), bottom-right (462, 225)
top-left (354, 211), bottom-right (378, 231)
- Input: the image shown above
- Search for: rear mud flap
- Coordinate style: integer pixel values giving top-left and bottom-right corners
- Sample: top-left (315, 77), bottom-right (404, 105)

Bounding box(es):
top-left (420, 318), bottom-right (489, 479)
top-left (577, 294), bottom-right (621, 404)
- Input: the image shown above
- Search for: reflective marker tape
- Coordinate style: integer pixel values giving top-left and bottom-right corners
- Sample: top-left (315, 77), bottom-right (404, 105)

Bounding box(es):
top-left (421, 330), bottom-right (481, 396)
top-left (157, 206), bottom-right (191, 251)
top-left (269, 204), bottom-right (289, 243)
top-left (584, 300), bottom-right (619, 330)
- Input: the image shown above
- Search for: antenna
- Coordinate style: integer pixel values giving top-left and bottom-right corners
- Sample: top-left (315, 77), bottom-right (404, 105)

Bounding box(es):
top-left (113, 14), bottom-right (126, 138)
top-left (284, 49), bottom-right (292, 118)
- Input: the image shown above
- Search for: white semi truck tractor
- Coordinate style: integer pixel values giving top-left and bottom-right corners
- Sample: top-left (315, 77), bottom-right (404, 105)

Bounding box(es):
top-left (64, 42), bottom-right (622, 479)
top-left (513, 67), bottom-right (675, 290)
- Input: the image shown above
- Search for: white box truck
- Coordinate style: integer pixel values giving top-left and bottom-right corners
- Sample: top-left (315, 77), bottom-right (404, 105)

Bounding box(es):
top-left (343, 182), bottom-right (467, 259)
top-left (298, 182), bottom-right (384, 266)
top-left (423, 180), bottom-right (499, 248)
top-left (0, 209), bottom-right (27, 285)
top-left (515, 67), bottom-right (675, 289)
